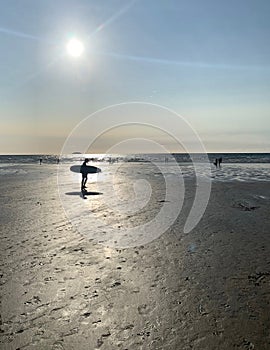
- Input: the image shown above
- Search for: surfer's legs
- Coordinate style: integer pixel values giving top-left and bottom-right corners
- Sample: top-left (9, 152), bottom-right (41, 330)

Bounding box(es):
top-left (81, 176), bottom-right (85, 190)
top-left (81, 175), bottom-right (88, 189)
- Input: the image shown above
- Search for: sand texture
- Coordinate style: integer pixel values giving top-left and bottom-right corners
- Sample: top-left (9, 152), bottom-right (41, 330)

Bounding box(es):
top-left (1, 164), bottom-right (270, 349)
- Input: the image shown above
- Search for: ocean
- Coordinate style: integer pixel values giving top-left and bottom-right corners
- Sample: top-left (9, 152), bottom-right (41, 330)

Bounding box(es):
top-left (0, 153), bottom-right (270, 164)
top-left (0, 153), bottom-right (270, 182)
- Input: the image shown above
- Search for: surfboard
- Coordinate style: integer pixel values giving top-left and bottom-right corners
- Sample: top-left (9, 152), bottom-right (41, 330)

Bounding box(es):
top-left (70, 165), bottom-right (101, 174)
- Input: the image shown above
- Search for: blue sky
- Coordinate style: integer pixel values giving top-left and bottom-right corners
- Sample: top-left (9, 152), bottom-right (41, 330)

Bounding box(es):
top-left (1, 0), bottom-right (270, 153)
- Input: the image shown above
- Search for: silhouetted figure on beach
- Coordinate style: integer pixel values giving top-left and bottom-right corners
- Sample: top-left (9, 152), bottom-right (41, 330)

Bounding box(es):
top-left (39, 158), bottom-right (42, 165)
top-left (214, 157), bottom-right (223, 168)
top-left (80, 158), bottom-right (89, 190)
top-left (218, 157), bottom-right (223, 168)
top-left (57, 157), bottom-right (60, 164)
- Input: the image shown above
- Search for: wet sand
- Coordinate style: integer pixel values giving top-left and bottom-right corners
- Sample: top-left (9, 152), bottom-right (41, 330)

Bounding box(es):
top-left (1, 164), bottom-right (270, 349)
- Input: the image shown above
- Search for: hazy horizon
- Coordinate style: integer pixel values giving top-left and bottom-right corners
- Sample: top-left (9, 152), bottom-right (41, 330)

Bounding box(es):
top-left (1, 151), bottom-right (270, 157)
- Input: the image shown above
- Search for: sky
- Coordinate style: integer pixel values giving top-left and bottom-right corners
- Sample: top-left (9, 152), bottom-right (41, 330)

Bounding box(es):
top-left (0, 0), bottom-right (270, 154)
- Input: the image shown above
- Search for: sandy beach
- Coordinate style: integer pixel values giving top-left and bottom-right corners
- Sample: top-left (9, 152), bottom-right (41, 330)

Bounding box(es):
top-left (1, 163), bottom-right (270, 349)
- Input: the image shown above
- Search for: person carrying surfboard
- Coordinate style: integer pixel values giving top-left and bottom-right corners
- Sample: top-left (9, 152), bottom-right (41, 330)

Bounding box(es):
top-left (80, 158), bottom-right (89, 190)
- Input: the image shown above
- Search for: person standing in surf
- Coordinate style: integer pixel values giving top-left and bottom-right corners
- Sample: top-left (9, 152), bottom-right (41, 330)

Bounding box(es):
top-left (80, 158), bottom-right (89, 190)
top-left (218, 157), bottom-right (223, 168)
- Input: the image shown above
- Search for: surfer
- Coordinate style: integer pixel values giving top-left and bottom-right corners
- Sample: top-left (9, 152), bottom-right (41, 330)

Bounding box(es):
top-left (80, 158), bottom-right (89, 190)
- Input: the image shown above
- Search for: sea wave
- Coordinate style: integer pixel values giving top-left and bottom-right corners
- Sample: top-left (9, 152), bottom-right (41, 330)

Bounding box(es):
top-left (1, 153), bottom-right (270, 165)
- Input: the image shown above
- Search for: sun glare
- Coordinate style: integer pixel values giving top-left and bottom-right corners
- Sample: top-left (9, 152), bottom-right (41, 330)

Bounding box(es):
top-left (66, 38), bottom-right (84, 58)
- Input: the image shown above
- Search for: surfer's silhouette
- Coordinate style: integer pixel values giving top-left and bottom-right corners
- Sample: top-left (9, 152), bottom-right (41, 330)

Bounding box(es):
top-left (80, 158), bottom-right (89, 190)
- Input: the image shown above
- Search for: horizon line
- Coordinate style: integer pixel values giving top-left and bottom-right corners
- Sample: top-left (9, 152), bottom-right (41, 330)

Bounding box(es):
top-left (1, 151), bottom-right (270, 156)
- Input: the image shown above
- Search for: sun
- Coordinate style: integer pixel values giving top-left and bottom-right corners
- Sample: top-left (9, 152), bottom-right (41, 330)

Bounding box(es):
top-left (66, 38), bottom-right (85, 58)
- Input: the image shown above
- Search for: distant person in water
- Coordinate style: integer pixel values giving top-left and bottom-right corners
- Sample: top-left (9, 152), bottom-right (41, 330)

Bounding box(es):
top-left (214, 157), bottom-right (222, 168)
top-left (80, 158), bottom-right (89, 190)
top-left (39, 158), bottom-right (42, 165)
top-left (218, 157), bottom-right (223, 168)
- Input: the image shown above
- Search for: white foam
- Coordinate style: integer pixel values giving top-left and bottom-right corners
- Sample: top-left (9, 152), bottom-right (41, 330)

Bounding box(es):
top-left (0, 166), bottom-right (28, 175)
